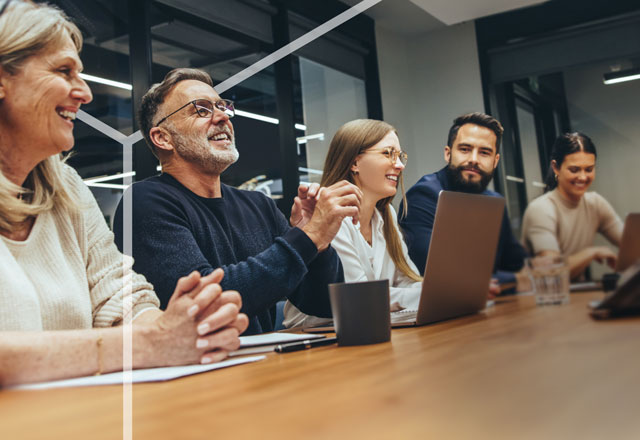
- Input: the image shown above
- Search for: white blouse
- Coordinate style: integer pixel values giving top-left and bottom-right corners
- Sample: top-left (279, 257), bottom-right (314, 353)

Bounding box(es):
top-left (283, 205), bottom-right (422, 328)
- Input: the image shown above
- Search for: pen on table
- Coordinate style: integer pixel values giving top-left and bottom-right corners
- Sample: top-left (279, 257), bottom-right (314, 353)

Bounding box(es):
top-left (275, 337), bottom-right (338, 353)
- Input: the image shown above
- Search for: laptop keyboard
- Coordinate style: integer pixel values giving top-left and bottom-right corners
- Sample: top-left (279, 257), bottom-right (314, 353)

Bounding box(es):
top-left (391, 309), bottom-right (417, 324)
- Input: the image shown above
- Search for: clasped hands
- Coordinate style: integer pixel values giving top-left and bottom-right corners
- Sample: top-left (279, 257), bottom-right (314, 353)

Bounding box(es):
top-left (143, 268), bottom-right (249, 366)
top-left (290, 181), bottom-right (363, 252)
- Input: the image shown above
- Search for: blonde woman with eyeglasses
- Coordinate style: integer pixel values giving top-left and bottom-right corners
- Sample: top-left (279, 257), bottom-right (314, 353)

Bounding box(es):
top-left (0, 0), bottom-right (247, 385)
top-left (284, 119), bottom-right (423, 328)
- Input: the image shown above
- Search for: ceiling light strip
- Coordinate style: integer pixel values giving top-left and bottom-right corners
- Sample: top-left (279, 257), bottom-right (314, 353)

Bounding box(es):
top-left (84, 171), bottom-right (136, 184)
top-left (234, 109), bottom-right (279, 125)
top-left (298, 167), bottom-right (323, 175)
top-left (603, 72), bottom-right (640, 85)
top-left (79, 73), bottom-right (133, 91)
top-left (506, 175), bottom-right (525, 183)
top-left (85, 182), bottom-right (129, 190)
top-left (235, 109), bottom-right (307, 131)
top-left (296, 133), bottom-right (324, 144)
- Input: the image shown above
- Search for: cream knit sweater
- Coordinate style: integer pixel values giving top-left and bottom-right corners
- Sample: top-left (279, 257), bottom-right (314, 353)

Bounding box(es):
top-left (0, 165), bottom-right (159, 331)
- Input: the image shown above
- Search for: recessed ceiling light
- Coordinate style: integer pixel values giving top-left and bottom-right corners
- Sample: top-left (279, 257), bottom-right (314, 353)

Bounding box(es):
top-left (603, 67), bottom-right (640, 85)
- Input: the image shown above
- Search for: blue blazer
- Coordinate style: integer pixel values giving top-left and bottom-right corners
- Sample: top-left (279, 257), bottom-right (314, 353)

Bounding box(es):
top-left (398, 167), bottom-right (527, 285)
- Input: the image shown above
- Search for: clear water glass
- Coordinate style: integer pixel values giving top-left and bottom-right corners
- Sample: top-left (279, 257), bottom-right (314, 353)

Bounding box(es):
top-left (526, 255), bottom-right (570, 306)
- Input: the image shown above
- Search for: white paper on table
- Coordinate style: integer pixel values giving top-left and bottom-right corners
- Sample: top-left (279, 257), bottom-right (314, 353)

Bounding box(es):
top-left (238, 332), bottom-right (324, 347)
top-left (13, 355), bottom-right (265, 391)
top-left (229, 332), bottom-right (327, 357)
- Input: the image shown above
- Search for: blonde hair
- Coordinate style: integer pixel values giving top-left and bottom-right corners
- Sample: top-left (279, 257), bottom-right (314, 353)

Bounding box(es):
top-left (0, 1), bottom-right (83, 232)
top-left (321, 119), bottom-right (422, 282)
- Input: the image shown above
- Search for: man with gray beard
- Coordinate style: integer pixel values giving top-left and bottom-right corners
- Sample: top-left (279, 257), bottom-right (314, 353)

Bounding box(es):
top-left (114, 68), bottom-right (362, 334)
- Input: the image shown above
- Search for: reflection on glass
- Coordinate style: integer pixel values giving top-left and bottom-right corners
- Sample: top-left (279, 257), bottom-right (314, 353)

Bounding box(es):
top-left (52, 0), bottom-right (134, 221)
top-left (299, 57), bottom-right (367, 183)
top-left (515, 102), bottom-right (545, 202)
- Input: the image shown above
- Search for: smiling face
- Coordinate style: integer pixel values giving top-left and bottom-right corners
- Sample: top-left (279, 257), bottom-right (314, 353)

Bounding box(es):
top-left (0, 36), bottom-right (92, 166)
top-left (351, 130), bottom-right (405, 202)
top-left (154, 80), bottom-right (238, 175)
top-left (553, 151), bottom-right (596, 202)
top-left (444, 123), bottom-right (500, 193)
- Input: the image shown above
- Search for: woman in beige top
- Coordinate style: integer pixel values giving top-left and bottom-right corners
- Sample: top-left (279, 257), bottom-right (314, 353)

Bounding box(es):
top-left (0, 1), bottom-right (248, 386)
top-left (521, 132), bottom-right (623, 280)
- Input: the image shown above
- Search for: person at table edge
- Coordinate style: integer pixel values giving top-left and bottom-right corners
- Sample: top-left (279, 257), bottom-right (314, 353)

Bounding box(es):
top-left (0, 1), bottom-right (246, 386)
top-left (114, 68), bottom-right (362, 334)
top-left (521, 132), bottom-right (622, 280)
top-left (399, 112), bottom-right (527, 288)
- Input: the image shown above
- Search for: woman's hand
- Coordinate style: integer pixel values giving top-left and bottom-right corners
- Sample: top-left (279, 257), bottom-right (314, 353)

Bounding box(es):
top-left (543, 247), bottom-right (618, 280)
top-left (590, 246), bottom-right (617, 269)
top-left (138, 269), bottom-right (248, 367)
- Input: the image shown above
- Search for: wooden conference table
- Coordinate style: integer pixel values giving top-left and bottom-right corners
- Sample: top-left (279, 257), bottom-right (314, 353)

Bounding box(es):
top-left (2, 292), bottom-right (640, 440)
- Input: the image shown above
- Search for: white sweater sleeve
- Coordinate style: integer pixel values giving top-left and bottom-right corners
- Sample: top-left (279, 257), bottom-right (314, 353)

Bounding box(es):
top-left (69, 167), bottom-right (160, 327)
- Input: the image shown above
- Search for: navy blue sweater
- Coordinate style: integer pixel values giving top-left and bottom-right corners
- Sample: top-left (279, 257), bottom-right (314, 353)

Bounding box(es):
top-left (398, 167), bottom-right (527, 284)
top-left (113, 173), bottom-right (341, 334)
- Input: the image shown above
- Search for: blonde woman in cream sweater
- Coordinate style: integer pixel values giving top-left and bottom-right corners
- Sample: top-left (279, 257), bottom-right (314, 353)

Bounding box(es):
top-left (0, 1), bottom-right (248, 386)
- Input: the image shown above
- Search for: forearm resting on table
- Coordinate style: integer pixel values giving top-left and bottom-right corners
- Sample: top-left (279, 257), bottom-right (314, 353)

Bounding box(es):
top-left (538, 249), bottom-right (594, 280)
top-left (0, 326), bottom-right (159, 387)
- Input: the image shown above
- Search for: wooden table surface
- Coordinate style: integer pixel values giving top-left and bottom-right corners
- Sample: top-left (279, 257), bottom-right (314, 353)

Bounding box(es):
top-left (2, 292), bottom-right (640, 440)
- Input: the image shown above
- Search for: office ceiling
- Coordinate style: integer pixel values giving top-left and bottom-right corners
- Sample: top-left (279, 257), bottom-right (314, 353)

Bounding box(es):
top-left (408, 0), bottom-right (549, 25)
top-left (340, 0), bottom-right (549, 34)
top-left (340, 0), bottom-right (445, 35)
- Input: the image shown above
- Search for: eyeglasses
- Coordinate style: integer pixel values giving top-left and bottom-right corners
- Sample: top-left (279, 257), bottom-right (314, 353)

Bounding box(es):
top-left (363, 147), bottom-right (408, 166)
top-left (155, 98), bottom-right (235, 127)
top-left (0, 0), bottom-right (14, 17)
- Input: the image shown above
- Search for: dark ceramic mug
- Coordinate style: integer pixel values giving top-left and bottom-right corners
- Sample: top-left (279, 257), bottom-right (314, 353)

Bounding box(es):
top-left (328, 279), bottom-right (391, 346)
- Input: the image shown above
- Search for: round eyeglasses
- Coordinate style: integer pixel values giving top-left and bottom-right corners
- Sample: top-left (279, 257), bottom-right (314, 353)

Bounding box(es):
top-left (363, 148), bottom-right (408, 166)
top-left (155, 98), bottom-right (235, 127)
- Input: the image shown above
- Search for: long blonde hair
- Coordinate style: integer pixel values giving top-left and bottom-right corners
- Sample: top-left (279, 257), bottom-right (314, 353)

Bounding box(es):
top-left (0, 1), bottom-right (83, 232)
top-left (321, 119), bottom-right (422, 282)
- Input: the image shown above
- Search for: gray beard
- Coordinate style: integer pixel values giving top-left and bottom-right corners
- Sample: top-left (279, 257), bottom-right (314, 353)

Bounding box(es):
top-left (170, 128), bottom-right (239, 175)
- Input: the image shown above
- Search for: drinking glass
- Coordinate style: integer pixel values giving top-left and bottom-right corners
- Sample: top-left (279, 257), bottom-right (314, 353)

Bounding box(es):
top-left (526, 255), bottom-right (570, 305)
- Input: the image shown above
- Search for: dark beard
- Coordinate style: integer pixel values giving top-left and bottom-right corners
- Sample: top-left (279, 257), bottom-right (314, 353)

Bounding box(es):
top-left (445, 162), bottom-right (494, 194)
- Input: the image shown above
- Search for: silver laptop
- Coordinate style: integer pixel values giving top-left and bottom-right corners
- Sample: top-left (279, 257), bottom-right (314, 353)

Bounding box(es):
top-left (616, 213), bottom-right (640, 272)
top-left (392, 190), bottom-right (505, 326)
top-left (572, 213), bottom-right (640, 292)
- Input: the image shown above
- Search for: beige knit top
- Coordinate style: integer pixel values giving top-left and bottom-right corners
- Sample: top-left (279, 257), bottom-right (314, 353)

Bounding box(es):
top-left (0, 165), bottom-right (159, 331)
top-left (521, 189), bottom-right (622, 257)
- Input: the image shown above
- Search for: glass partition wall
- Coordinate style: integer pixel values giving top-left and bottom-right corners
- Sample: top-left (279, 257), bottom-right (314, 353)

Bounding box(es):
top-left (477, 1), bottom-right (640, 276)
top-left (48, 0), bottom-right (134, 225)
top-left (48, 0), bottom-right (382, 217)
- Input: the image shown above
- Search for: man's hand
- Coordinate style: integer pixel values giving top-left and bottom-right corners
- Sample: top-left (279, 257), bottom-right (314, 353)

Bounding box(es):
top-left (488, 278), bottom-right (500, 300)
top-left (301, 180), bottom-right (362, 252)
top-left (290, 183), bottom-right (321, 229)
